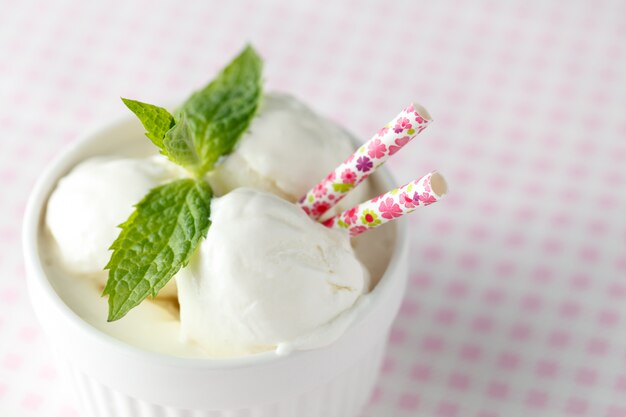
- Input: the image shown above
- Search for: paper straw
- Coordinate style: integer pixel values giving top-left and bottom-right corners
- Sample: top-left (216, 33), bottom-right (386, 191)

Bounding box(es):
top-left (322, 172), bottom-right (447, 236)
top-left (298, 102), bottom-right (432, 220)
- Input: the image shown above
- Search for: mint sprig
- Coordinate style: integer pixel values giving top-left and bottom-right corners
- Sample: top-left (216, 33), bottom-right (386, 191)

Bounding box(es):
top-left (104, 179), bottom-right (211, 321)
top-left (105, 45), bottom-right (263, 321)
top-left (121, 45), bottom-right (263, 177)
top-left (176, 44), bottom-right (263, 173)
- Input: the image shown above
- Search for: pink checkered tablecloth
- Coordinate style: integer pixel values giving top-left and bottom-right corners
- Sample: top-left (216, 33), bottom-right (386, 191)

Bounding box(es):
top-left (1, 1), bottom-right (626, 416)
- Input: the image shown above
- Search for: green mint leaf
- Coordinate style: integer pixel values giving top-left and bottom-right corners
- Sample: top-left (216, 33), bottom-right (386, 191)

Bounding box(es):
top-left (103, 179), bottom-right (211, 321)
top-left (178, 44), bottom-right (263, 173)
top-left (121, 98), bottom-right (175, 149)
top-left (122, 99), bottom-right (202, 171)
top-left (162, 113), bottom-right (202, 170)
top-left (110, 44), bottom-right (263, 319)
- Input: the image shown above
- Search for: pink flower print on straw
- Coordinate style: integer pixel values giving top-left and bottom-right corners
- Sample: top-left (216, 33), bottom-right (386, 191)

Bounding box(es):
top-left (322, 172), bottom-right (447, 236)
top-left (299, 102), bottom-right (432, 220)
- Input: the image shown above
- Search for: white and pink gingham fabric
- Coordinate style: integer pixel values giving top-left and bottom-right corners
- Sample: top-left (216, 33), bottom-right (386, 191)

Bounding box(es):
top-left (1, 1), bottom-right (625, 416)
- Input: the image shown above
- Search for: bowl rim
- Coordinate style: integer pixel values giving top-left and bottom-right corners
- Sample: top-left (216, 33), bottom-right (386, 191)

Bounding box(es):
top-left (22, 114), bottom-right (409, 370)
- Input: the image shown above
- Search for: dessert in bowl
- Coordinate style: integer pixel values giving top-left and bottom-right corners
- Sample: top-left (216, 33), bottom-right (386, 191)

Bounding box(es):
top-left (23, 45), bottom-right (443, 417)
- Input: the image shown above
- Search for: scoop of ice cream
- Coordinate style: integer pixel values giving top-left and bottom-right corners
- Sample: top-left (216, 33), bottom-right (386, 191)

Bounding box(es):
top-left (175, 188), bottom-right (369, 356)
top-left (207, 93), bottom-right (372, 213)
top-left (46, 156), bottom-right (181, 297)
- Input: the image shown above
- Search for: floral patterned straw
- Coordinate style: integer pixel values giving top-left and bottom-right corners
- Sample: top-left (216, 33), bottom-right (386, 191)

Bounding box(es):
top-left (298, 102), bottom-right (432, 220)
top-left (322, 172), bottom-right (447, 236)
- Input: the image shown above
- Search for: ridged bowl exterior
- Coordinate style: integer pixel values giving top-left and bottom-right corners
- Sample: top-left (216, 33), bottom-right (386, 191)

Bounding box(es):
top-left (61, 340), bottom-right (385, 417)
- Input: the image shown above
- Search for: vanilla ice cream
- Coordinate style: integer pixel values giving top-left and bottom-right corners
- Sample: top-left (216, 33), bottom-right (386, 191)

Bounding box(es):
top-left (175, 188), bottom-right (369, 357)
top-left (208, 93), bottom-right (372, 212)
top-left (46, 156), bottom-right (182, 297)
top-left (42, 93), bottom-right (394, 357)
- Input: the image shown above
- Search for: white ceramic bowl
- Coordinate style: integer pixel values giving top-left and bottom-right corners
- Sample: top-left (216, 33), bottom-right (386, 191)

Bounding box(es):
top-left (22, 116), bottom-right (409, 417)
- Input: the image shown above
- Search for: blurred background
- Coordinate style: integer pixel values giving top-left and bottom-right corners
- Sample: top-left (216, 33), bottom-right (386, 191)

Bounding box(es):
top-left (1, 0), bottom-right (625, 416)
